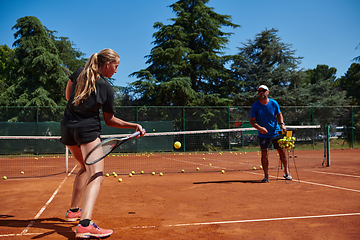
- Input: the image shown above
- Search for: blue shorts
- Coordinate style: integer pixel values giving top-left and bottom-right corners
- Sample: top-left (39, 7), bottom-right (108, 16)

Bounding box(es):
top-left (259, 135), bottom-right (282, 150)
top-left (60, 124), bottom-right (101, 146)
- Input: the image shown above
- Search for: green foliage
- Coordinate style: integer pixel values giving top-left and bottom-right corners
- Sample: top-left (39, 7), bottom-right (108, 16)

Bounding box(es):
top-left (304, 64), bottom-right (337, 85)
top-left (337, 63), bottom-right (360, 105)
top-left (0, 16), bottom-right (68, 107)
top-left (130, 0), bottom-right (240, 106)
top-left (0, 44), bottom-right (15, 93)
top-left (230, 28), bottom-right (302, 94)
top-left (47, 29), bottom-right (87, 75)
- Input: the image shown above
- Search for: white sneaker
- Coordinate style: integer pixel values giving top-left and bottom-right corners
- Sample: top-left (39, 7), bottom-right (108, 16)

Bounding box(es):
top-left (283, 174), bottom-right (292, 180)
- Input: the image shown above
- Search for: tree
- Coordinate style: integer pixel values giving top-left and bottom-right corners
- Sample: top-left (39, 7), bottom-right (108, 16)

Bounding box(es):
top-left (304, 64), bottom-right (337, 85)
top-left (337, 63), bottom-right (360, 105)
top-left (0, 44), bottom-right (15, 93)
top-left (129, 0), bottom-right (240, 106)
top-left (47, 29), bottom-right (87, 75)
top-left (230, 28), bottom-right (304, 106)
top-left (0, 16), bottom-right (68, 107)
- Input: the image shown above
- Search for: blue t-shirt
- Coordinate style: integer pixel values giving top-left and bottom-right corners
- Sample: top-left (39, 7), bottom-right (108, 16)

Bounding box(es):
top-left (250, 98), bottom-right (281, 138)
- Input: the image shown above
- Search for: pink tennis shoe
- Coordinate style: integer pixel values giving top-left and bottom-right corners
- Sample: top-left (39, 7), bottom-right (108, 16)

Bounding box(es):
top-left (75, 221), bottom-right (113, 238)
top-left (65, 209), bottom-right (81, 222)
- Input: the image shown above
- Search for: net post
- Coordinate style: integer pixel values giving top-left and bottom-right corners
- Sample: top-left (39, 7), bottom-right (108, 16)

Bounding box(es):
top-left (351, 106), bottom-right (354, 149)
top-left (65, 146), bottom-right (69, 173)
top-left (183, 107), bottom-right (186, 152)
top-left (326, 125), bottom-right (331, 167)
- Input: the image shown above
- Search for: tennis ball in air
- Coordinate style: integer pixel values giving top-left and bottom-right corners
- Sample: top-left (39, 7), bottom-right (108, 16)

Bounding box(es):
top-left (20, 171), bottom-right (24, 174)
top-left (152, 172), bottom-right (155, 175)
top-left (174, 141), bottom-right (181, 149)
top-left (3, 176), bottom-right (7, 180)
top-left (253, 167), bottom-right (256, 170)
top-left (118, 178), bottom-right (122, 182)
top-left (105, 173), bottom-right (110, 177)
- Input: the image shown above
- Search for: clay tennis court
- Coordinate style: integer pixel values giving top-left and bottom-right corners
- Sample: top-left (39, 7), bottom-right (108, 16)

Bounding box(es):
top-left (1, 148), bottom-right (359, 239)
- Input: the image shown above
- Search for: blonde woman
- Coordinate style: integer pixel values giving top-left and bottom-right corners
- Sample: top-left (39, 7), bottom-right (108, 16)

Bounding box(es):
top-left (60, 49), bottom-right (145, 238)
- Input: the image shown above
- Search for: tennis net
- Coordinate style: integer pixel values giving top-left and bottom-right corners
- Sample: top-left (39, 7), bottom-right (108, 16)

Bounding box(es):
top-left (0, 125), bottom-right (325, 178)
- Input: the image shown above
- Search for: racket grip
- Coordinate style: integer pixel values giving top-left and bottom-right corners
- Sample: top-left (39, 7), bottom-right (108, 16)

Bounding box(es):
top-left (130, 129), bottom-right (145, 138)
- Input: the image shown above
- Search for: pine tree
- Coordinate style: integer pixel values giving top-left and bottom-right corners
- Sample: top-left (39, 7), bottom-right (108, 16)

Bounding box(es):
top-left (130, 0), bottom-right (239, 106)
top-left (230, 28), bottom-right (304, 106)
top-left (0, 16), bottom-right (68, 107)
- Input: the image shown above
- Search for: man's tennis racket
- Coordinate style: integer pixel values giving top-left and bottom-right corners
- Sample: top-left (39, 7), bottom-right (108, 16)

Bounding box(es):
top-left (85, 131), bottom-right (142, 165)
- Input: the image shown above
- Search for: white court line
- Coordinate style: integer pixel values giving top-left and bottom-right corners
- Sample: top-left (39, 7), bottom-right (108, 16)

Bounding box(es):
top-left (128, 213), bottom-right (360, 229)
top-left (309, 170), bottom-right (360, 178)
top-left (18, 165), bottom-right (77, 236)
top-left (247, 171), bottom-right (360, 193)
top-left (167, 213), bottom-right (360, 227)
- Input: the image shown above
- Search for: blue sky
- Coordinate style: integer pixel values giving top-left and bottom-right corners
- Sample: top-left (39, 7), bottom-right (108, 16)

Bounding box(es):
top-left (1, 0), bottom-right (359, 87)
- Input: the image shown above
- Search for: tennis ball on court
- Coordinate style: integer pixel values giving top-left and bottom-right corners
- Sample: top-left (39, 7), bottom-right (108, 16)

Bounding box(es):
top-left (260, 166), bottom-right (263, 169)
top-left (3, 176), bottom-right (7, 180)
top-left (152, 172), bottom-right (155, 175)
top-left (253, 167), bottom-right (256, 170)
top-left (197, 167), bottom-right (200, 171)
top-left (203, 158), bottom-right (205, 160)
top-left (181, 169), bottom-right (185, 173)
top-left (129, 173), bottom-right (133, 177)
top-left (20, 171), bottom-right (24, 174)
top-left (114, 174), bottom-right (118, 177)
top-left (159, 172), bottom-right (163, 176)
top-left (105, 173), bottom-right (110, 177)
top-left (209, 163), bottom-right (212, 166)
top-left (221, 170), bottom-right (225, 174)
top-left (174, 141), bottom-right (181, 149)
top-left (112, 172), bottom-right (116, 175)
top-left (131, 171), bottom-right (135, 175)
top-left (118, 178), bottom-right (122, 182)
top-left (141, 171), bottom-right (144, 174)
top-left (153, 129), bottom-right (155, 131)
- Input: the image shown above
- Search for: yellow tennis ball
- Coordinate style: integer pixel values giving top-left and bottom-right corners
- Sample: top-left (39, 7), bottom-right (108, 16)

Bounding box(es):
top-left (118, 178), bottom-right (122, 182)
top-left (129, 173), bottom-right (133, 177)
top-left (260, 166), bottom-right (263, 169)
top-left (3, 176), bottom-right (7, 180)
top-left (159, 172), bottom-right (163, 176)
top-left (20, 171), bottom-right (24, 174)
top-left (105, 173), bottom-right (110, 177)
top-left (253, 167), bottom-right (256, 170)
top-left (221, 170), bottom-right (225, 174)
top-left (152, 172), bottom-right (155, 175)
top-left (181, 169), bottom-right (185, 173)
top-left (209, 163), bottom-right (212, 166)
top-left (131, 171), bottom-right (135, 175)
top-left (174, 141), bottom-right (181, 149)
top-left (197, 167), bottom-right (200, 171)
top-left (140, 171), bottom-right (144, 174)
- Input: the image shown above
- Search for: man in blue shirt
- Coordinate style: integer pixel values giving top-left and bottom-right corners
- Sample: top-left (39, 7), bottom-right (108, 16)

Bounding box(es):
top-left (250, 85), bottom-right (292, 183)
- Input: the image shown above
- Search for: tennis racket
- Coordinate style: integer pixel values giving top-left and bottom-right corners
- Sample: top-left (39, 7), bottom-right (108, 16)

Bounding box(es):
top-left (85, 131), bottom-right (142, 165)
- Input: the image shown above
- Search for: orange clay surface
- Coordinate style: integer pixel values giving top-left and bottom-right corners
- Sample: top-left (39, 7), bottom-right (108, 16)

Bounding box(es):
top-left (0, 148), bottom-right (359, 239)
